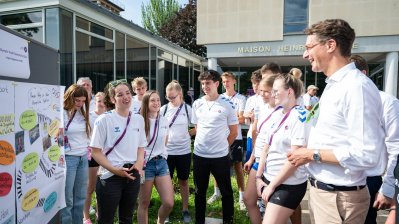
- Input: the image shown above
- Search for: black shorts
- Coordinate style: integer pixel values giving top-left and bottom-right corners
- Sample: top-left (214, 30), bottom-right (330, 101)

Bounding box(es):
top-left (262, 177), bottom-right (307, 210)
top-left (89, 157), bottom-right (99, 167)
top-left (229, 140), bottom-right (243, 163)
top-left (167, 153), bottom-right (191, 180)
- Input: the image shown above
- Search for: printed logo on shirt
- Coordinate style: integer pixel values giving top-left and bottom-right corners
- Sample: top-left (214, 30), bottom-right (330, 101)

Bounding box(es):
top-left (285, 125), bottom-right (289, 130)
top-left (306, 102), bottom-right (320, 127)
top-left (114, 127), bottom-right (121, 132)
top-left (218, 110), bottom-right (221, 113)
top-left (295, 106), bottom-right (307, 123)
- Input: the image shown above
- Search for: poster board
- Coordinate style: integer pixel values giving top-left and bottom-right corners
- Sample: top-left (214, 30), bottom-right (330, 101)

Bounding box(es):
top-left (0, 80), bottom-right (65, 224)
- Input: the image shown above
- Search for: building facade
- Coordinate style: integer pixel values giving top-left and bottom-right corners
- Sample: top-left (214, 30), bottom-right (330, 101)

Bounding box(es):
top-left (197, 0), bottom-right (399, 97)
top-left (0, 0), bottom-right (205, 100)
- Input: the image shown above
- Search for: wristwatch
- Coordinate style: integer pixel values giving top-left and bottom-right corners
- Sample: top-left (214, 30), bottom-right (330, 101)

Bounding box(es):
top-left (313, 149), bottom-right (322, 163)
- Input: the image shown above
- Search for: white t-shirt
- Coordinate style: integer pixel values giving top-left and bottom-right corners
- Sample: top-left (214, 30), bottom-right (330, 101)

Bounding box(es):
top-left (222, 92), bottom-right (246, 140)
top-left (303, 93), bottom-right (318, 109)
top-left (264, 106), bottom-right (311, 185)
top-left (89, 110), bottom-right (101, 129)
top-left (160, 103), bottom-right (192, 155)
top-left (145, 116), bottom-right (169, 160)
top-left (254, 98), bottom-right (268, 120)
top-left (253, 106), bottom-right (283, 162)
top-left (89, 96), bottom-right (95, 112)
top-left (244, 94), bottom-right (260, 139)
top-left (192, 95), bottom-right (239, 158)
top-left (130, 95), bottom-right (142, 114)
top-left (63, 110), bottom-right (90, 156)
top-left (90, 110), bottom-right (147, 179)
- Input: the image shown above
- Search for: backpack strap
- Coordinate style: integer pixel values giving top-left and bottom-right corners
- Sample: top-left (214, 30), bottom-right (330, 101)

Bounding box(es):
top-left (163, 104), bottom-right (168, 116)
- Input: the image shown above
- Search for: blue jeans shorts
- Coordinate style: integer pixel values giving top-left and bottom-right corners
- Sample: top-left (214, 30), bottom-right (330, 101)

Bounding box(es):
top-left (144, 156), bottom-right (170, 181)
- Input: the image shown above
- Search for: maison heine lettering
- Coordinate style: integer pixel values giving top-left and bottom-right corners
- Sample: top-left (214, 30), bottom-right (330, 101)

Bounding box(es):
top-left (237, 43), bottom-right (358, 54)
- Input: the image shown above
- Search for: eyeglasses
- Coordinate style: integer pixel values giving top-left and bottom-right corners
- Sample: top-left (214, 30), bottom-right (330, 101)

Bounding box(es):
top-left (305, 43), bottom-right (321, 51)
top-left (165, 95), bottom-right (178, 100)
top-left (110, 79), bottom-right (127, 87)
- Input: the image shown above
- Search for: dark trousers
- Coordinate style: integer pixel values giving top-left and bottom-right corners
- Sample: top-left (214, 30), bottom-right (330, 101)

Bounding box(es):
top-left (364, 176), bottom-right (383, 224)
top-left (96, 174), bottom-right (140, 224)
top-left (193, 154), bottom-right (234, 224)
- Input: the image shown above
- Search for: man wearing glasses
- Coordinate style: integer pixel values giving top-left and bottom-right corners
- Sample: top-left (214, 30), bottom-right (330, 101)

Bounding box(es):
top-left (287, 19), bottom-right (385, 223)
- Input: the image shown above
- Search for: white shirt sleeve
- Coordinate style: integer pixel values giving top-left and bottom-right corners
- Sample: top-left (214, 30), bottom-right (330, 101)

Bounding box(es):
top-left (380, 95), bottom-right (399, 198)
top-left (303, 94), bottom-right (311, 107)
top-left (332, 81), bottom-right (385, 172)
top-left (191, 100), bottom-right (198, 124)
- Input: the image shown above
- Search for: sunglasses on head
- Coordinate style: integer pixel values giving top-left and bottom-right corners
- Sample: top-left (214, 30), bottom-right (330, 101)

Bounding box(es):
top-left (109, 79), bottom-right (128, 87)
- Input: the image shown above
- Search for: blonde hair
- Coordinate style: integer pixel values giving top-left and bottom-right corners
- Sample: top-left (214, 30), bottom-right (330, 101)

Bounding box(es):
top-left (94, 91), bottom-right (105, 99)
top-left (166, 80), bottom-right (183, 101)
top-left (289, 68), bottom-right (303, 79)
top-left (221, 71), bottom-right (236, 80)
top-left (131, 77), bottom-right (147, 88)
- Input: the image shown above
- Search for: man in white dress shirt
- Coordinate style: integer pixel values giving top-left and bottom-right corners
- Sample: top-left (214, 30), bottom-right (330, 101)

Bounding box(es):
top-left (287, 19), bottom-right (385, 223)
top-left (350, 54), bottom-right (399, 224)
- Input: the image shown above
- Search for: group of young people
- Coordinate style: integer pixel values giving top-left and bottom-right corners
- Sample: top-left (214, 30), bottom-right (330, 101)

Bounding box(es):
top-left (57, 18), bottom-right (399, 224)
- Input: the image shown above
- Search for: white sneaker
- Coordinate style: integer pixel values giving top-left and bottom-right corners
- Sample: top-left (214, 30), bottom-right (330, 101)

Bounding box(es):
top-left (207, 194), bottom-right (221, 204)
top-left (239, 200), bottom-right (246, 211)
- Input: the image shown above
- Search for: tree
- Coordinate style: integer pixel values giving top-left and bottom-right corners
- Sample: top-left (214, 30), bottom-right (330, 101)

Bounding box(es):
top-left (141, 0), bottom-right (180, 36)
top-left (159, 0), bottom-right (206, 57)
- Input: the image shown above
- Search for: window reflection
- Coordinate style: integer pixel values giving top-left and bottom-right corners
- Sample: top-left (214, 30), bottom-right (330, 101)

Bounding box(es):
top-left (76, 31), bottom-right (114, 93)
top-left (126, 35), bottom-right (150, 87)
top-left (284, 0), bottom-right (308, 34)
top-left (1, 11), bottom-right (42, 25)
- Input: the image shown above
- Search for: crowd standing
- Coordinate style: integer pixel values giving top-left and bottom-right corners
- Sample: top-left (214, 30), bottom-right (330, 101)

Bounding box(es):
top-left (57, 18), bottom-right (399, 224)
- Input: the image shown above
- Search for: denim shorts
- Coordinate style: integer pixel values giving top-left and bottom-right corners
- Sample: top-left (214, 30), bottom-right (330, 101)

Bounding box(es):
top-left (144, 157), bottom-right (170, 180)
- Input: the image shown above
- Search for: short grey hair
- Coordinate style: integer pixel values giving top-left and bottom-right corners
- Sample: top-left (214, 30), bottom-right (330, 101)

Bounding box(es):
top-left (77, 77), bottom-right (92, 86)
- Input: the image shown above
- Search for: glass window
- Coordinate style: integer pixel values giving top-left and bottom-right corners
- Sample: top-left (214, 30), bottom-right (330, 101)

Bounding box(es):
top-left (14, 27), bottom-right (43, 42)
top-left (115, 31), bottom-right (125, 80)
top-left (1, 11), bottom-right (42, 25)
top-left (284, 0), bottom-right (308, 34)
top-left (178, 57), bottom-right (191, 100)
top-left (0, 11), bottom-right (44, 42)
top-left (150, 46), bottom-right (157, 90)
top-left (76, 16), bottom-right (112, 39)
top-left (45, 8), bottom-right (59, 49)
top-left (76, 31), bottom-right (114, 93)
top-left (59, 9), bottom-right (73, 88)
top-left (158, 49), bottom-right (173, 61)
top-left (126, 35), bottom-right (150, 87)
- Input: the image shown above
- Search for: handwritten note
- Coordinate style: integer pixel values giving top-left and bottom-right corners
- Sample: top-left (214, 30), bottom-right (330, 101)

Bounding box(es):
top-left (28, 88), bottom-right (51, 111)
top-left (0, 114), bottom-right (14, 136)
top-left (0, 140), bottom-right (15, 165)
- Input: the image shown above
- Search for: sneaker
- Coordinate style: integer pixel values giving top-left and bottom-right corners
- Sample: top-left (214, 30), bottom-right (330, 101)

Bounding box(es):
top-left (83, 218), bottom-right (92, 224)
top-left (207, 193), bottom-right (221, 204)
top-left (165, 216), bottom-right (169, 223)
top-left (239, 200), bottom-right (246, 211)
top-left (182, 210), bottom-right (192, 223)
top-left (259, 200), bottom-right (266, 218)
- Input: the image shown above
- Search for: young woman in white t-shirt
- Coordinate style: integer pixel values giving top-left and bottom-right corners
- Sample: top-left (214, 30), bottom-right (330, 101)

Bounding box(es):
top-left (243, 75), bottom-right (280, 224)
top-left (160, 81), bottom-right (195, 223)
top-left (60, 84), bottom-right (91, 223)
top-left (90, 80), bottom-right (147, 223)
top-left (83, 92), bottom-right (106, 224)
top-left (138, 90), bottom-right (174, 224)
top-left (255, 74), bottom-right (310, 224)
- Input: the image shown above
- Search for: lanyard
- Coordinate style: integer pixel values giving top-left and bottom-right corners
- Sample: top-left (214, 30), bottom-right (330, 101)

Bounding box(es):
top-left (105, 111), bottom-right (131, 156)
top-left (257, 106), bottom-right (282, 134)
top-left (168, 103), bottom-right (184, 128)
top-left (268, 105), bottom-right (297, 145)
top-left (65, 110), bottom-right (77, 132)
top-left (147, 115), bottom-right (159, 147)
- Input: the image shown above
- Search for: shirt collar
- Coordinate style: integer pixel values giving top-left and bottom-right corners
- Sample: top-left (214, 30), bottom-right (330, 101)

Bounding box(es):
top-left (325, 62), bottom-right (356, 84)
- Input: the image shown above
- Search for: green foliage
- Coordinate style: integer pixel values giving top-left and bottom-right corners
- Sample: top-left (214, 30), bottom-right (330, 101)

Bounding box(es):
top-left (141, 0), bottom-right (180, 35)
top-left (159, 0), bottom-right (206, 57)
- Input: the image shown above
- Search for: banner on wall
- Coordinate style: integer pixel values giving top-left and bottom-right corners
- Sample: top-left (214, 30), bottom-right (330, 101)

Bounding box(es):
top-left (0, 80), bottom-right (65, 224)
top-left (0, 29), bottom-right (30, 79)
